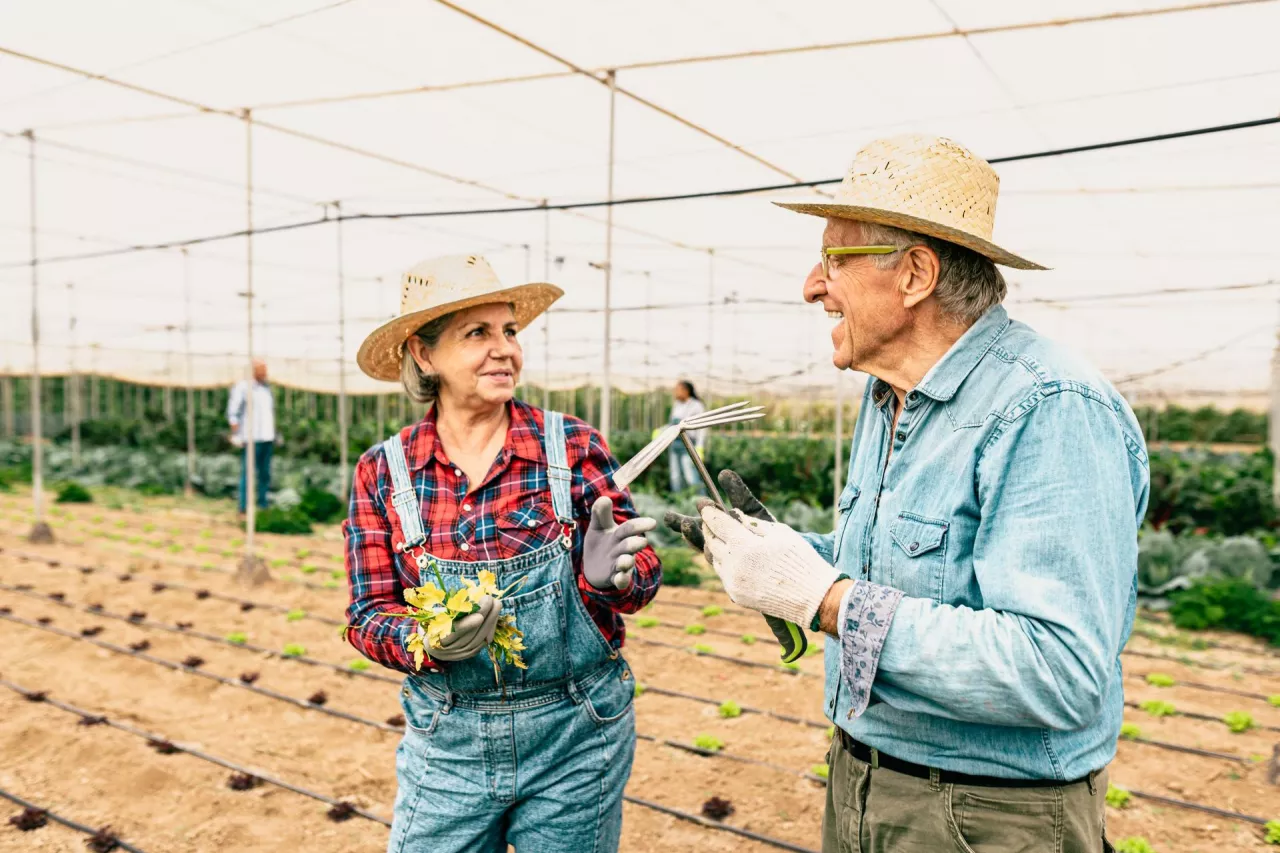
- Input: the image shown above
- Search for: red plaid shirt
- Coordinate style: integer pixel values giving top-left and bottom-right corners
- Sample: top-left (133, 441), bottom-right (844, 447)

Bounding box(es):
top-left (343, 399), bottom-right (662, 673)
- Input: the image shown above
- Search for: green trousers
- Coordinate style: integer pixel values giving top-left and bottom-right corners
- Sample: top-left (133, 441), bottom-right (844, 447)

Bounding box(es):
top-left (822, 735), bottom-right (1112, 853)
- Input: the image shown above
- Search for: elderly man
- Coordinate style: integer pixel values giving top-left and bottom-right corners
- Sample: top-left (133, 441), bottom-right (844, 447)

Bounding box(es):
top-left (668, 135), bottom-right (1148, 852)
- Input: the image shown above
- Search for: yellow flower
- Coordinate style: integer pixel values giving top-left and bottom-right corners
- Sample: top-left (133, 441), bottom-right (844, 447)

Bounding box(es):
top-left (426, 611), bottom-right (454, 647)
top-left (475, 569), bottom-right (500, 596)
top-left (406, 629), bottom-right (427, 671)
top-left (445, 588), bottom-right (474, 616)
top-left (405, 583), bottom-right (445, 611)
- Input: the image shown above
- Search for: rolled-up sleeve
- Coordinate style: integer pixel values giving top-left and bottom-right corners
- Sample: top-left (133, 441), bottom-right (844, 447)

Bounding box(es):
top-left (848, 390), bottom-right (1144, 729)
top-left (342, 449), bottom-right (433, 674)
top-left (573, 428), bottom-right (662, 613)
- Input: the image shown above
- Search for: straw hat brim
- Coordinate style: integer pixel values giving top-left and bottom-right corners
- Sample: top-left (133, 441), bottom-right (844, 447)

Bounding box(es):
top-left (773, 200), bottom-right (1046, 271)
top-left (356, 282), bottom-right (564, 382)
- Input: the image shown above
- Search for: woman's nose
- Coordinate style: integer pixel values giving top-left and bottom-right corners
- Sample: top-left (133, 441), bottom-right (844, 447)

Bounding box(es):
top-left (802, 262), bottom-right (827, 304)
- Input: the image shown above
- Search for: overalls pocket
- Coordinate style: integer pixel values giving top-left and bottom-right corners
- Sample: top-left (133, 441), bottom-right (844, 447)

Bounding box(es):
top-left (580, 662), bottom-right (635, 726)
top-left (888, 512), bottom-right (948, 601)
top-left (502, 579), bottom-right (571, 689)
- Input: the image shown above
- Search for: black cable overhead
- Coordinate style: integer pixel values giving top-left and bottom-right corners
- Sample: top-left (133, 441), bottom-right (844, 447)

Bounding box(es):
top-left (3, 114), bottom-right (1279, 271)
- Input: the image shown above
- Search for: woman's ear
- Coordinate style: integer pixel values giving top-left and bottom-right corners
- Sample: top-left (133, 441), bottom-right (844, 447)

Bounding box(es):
top-left (405, 336), bottom-right (434, 373)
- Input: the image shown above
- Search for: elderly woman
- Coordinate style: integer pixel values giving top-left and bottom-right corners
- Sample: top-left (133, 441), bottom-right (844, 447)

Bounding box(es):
top-left (345, 254), bottom-right (661, 853)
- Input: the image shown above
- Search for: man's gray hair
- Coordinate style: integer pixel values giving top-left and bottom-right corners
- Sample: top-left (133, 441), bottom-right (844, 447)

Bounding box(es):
top-left (399, 311), bottom-right (455, 404)
top-left (859, 222), bottom-right (1007, 323)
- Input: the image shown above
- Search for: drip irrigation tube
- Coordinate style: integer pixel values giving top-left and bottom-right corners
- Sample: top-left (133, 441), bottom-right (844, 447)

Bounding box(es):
top-left (1124, 789), bottom-right (1271, 826)
top-left (1122, 648), bottom-right (1279, 677)
top-left (0, 787), bottom-right (151, 852)
top-left (1124, 670), bottom-right (1277, 704)
top-left (1124, 700), bottom-right (1280, 733)
top-left (1121, 736), bottom-right (1249, 763)
top-left (629, 635), bottom-right (817, 677)
top-left (0, 617), bottom-right (829, 853)
top-left (640, 684), bottom-right (830, 729)
top-left (0, 611), bottom-right (400, 732)
top-left (0, 678), bottom-right (391, 826)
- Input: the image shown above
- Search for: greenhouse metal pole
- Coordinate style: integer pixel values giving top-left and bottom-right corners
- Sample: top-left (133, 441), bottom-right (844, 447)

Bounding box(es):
top-left (67, 281), bottom-right (79, 468)
top-left (334, 201), bottom-right (350, 501)
top-left (182, 249), bottom-right (195, 498)
top-left (833, 373), bottom-right (843, 529)
top-left (1, 378), bottom-right (12, 439)
top-left (239, 109), bottom-right (265, 582)
top-left (542, 201), bottom-right (551, 411)
top-left (600, 69), bottom-right (616, 441)
top-left (25, 130), bottom-right (52, 543)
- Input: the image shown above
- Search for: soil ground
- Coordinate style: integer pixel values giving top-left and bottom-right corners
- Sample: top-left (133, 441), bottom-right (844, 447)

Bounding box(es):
top-left (0, 489), bottom-right (1276, 852)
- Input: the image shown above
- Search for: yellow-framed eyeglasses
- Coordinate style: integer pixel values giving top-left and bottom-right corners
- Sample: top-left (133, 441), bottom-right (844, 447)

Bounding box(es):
top-left (821, 246), bottom-right (901, 278)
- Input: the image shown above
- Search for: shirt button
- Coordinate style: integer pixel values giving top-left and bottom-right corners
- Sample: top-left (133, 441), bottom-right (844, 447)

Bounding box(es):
top-left (462, 503), bottom-right (472, 512)
top-left (895, 431), bottom-right (906, 441)
top-left (453, 468), bottom-right (462, 477)
top-left (908, 542), bottom-right (919, 552)
top-left (459, 542), bottom-right (470, 552)
top-left (525, 519), bottom-right (536, 528)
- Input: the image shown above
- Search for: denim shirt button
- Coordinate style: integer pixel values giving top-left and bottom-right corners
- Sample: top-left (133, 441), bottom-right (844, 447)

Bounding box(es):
top-left (908, 542), bottom-right (919, 552)
top-left (895, 431), bottom-right (906, 441)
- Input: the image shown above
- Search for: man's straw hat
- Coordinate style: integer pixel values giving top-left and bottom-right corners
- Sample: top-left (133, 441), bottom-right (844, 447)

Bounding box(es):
top-left (357, 254), bottom-right (562, 381)
top-left (775, 134), bottom-right (1045, 270)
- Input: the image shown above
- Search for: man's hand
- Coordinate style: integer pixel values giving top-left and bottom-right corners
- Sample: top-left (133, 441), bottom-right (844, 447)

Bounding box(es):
top-left (431, 595), bottom-right (501, 661)
top-left (663, 469), bottom-right (771, 550)
top-left (699, 504), bottom-right (842, 629)
top-left (583, 496), bottom-right (657, 591)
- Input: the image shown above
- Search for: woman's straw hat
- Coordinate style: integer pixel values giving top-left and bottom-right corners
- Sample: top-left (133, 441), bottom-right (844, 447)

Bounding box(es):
top-left (356, 254), bottom-right (563, 381)
top-left (774, 134), bottom-right (1045, 270)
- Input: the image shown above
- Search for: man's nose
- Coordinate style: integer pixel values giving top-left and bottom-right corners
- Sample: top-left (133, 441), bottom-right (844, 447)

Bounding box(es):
top-left (802, 262), bottom-right (827, 304)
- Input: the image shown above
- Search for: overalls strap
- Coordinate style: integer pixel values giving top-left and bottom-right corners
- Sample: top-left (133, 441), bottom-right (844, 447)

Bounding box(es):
top-left (381, 432), bottom-right (426, 549)
top-left (543, 411), bottom-right (574, 525)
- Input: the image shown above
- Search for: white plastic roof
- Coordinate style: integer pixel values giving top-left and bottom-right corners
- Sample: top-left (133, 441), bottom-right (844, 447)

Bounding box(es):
top-left (1, 0), bottom-right (1278, 401)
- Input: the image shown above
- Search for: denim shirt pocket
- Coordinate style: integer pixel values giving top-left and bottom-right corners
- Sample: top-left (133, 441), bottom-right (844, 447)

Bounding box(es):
top-left (831, 485), bottom-right (862, 565)
top-left (888, 512), bottom-right (948, 602)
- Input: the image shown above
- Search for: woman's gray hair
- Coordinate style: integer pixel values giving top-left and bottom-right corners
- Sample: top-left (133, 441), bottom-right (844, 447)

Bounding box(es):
top-left (858, 222), bottom-right (1007, 324)
top-left (399, 311), bottom-right (455, 404)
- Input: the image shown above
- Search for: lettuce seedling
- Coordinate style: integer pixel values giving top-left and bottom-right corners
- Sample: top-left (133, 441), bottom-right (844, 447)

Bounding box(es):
top-left (717, 700), bottom-right (742, 719)
top-left (1145, 673), bottom-right (1175, 687)
top-left (1139, 700), bottom-right (1177, 718)
top-left (1105, 784), bottom-right (1131, 809)
top-left (1223, 710), bottom-right (1254, 733)
top-left (692, 734), bottom-right (724, 752)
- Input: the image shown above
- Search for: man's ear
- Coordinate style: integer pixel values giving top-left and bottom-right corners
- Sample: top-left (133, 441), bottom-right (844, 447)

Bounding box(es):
top-left (899, 244), bottom-right (940, 310)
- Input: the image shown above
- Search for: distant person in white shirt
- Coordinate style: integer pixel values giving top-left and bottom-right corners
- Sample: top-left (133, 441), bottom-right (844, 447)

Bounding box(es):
top-left (668, 379), bottom-right (707, 494)
top-left (227, 360), bottom-right (277, 516)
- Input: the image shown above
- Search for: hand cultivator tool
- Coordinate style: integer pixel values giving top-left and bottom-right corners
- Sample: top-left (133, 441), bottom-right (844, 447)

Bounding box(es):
top-left (613, 402), bottom-right (810, 664)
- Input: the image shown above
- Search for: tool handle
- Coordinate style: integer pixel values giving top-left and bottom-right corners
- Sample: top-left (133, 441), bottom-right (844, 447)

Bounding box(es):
top-left (765, 614), bottom-right (807, 663)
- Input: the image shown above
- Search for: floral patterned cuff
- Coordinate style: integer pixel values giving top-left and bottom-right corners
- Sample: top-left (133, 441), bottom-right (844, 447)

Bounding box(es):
top-left (840, 580), bottom-right (903, 719)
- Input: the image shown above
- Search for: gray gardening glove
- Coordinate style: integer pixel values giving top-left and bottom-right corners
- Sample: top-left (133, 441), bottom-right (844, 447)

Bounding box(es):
top-left (663, 470), bottom-right (776, 550)
top-left (583, 496), bottom-right (657, 591)
top-left (430, 595), bottom-right (500, 661)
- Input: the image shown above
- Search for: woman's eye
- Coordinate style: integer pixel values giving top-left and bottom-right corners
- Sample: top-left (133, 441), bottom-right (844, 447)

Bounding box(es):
top-left (468, 328), bottom-right (484, 338)
top-left (505, 329), bottom-right (517, 338)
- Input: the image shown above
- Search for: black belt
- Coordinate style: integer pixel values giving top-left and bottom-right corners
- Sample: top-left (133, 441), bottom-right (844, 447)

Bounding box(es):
top-left (838, 729), bottom-right (1084, 789)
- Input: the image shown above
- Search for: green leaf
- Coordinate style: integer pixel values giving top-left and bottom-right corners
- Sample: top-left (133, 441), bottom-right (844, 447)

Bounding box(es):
top-left (700, 605), bottom-right (723, 617)
top-left (684, 623), bottom-right (706, 635)
top-left (740, 634), bottom-right (756, 645)
top-left (636, 616), bottom-right (659, 628)
top-left (1113, 838), bottom-right (1156, 853)
top-left (1223, 710), bottom-right (1254, 733)
top-left (282, 643), bottom-right (307, 657)
top-left (633, 682), bottom-right (646, 698)
top-left (811, 763), bottom-right (829, 779)
top-left (692, 643), bottom-right (714, 654)
top-left (1268, 695), bottom-right (1280, 708)
top-left (1105, 784), bottom-right (1131, 809)
top-left (1119, 722), bottom-right (1142, 740)
top-left (1263, 818), bottom-right (1280, 845)
top-left (1139, 699), bottom-right (1177, 718)
top-left (692, 734), bottom-right (724, 752)
top-left (285, 609), bottom-right (306, 622)
top-left (1145, 672), bottom-right (1175, 687)
top-left (225, 632), bottom-right (248, 645)
top-left (717, 700), bottom-right (741, 719)
top-left (347, 659), bottom-right (371, 672)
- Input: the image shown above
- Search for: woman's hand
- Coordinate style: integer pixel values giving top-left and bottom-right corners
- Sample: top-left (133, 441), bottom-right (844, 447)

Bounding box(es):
top-left (583, 497), bottom-right (657, 591)
top-left (431, 595), bottom-right (501, 661)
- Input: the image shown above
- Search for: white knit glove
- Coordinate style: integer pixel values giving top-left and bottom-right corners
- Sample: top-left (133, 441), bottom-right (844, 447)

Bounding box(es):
top-left (699, 505), bottom-right (841, 629)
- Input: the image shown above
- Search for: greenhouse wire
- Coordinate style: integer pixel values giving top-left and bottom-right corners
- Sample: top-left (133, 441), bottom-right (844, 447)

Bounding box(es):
top-left (8, 114), bottom-right (1280, 268)
top-left (0, 616), bottom-right (833, 853)
top-left (0, 678), bottom-right (391, 826)
top-left (0, 552), bottom-right (1267, 796)
top-left (0, 787), bottom-right (151, 853)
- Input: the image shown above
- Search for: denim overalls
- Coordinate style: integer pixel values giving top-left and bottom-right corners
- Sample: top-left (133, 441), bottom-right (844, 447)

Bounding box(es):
top-left (383, 411), bottom-right (637, 853)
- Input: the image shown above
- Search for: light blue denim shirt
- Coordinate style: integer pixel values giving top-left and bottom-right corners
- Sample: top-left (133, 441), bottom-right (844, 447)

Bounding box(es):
top-left (805, 305), bottom-right (1149, 781)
